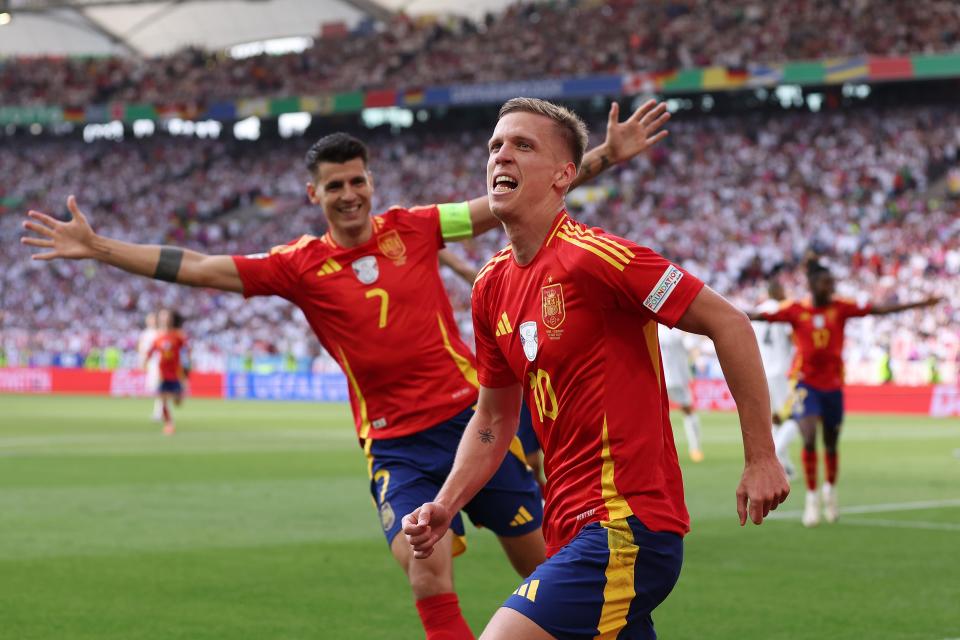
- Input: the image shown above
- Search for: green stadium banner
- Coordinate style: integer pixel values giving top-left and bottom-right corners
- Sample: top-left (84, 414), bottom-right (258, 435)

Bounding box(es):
top-left (0, 105), bottom-right (62, 125)
top-left (269, 97), bottom-right (301, 115)
top-left (124, 104), bottom-right (157, 121)
top-left (911, 53), bottom-right (960, 78)
top-left (333, 92), bottom-right (365, 113)
top-left (660, 69), bottom-right (703, 92)
top-left (782, 62), bottom-right (825, 85)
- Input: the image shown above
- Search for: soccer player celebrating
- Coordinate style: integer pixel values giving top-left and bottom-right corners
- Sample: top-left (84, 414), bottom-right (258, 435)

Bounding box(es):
top-left (147, 308), bottom-right (188, 436)
top-left (21, 100), bottom-right (669, 640)
top-left (403, 98), bottom-right (789, 640)
top-left (658, 324), bottom-right (704, 462)
top-left (751, 273), bottom-right (800, 478)
top-left (751, 259), bottom-right (941, 527)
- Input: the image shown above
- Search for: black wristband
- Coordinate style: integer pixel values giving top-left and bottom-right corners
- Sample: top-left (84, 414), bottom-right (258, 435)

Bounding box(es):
top-left (154, 247), bottom-right (184, 282)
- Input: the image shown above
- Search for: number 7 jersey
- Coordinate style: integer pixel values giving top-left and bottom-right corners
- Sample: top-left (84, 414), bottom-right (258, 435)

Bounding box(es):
top-left (472, 211), bottom-right (705, 555)
top-left (231, 204), bottom-right (480, 441)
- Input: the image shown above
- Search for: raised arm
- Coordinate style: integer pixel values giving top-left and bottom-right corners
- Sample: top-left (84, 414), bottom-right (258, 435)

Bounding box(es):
top-left (21, 196), bottom-right (244, 293)
top-left (466, 99), bottom-right (671, 236)
top-left (870, 297), bottom-right (942, 316)
top-left (675, 286), bottom-right (790, 525)
top-left (402, 383), bottom-right (523, 559)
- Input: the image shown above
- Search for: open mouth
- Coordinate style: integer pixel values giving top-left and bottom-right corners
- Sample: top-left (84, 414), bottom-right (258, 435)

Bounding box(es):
top-left (492, 175), bottom-right (518, 194)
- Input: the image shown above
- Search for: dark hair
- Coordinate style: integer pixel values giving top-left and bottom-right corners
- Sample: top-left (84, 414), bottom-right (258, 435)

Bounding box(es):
top-left (805, 256), bottom-right (831, 283)
top-left (305, 133), bottom-right (369, 175)
top-left (498, 97), bottom-right (589, 169)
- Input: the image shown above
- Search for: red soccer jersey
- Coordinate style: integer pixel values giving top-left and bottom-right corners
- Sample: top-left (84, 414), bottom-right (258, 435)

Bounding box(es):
top-left (760, 298), bottom-right (872, 390)
top-left (232, 205), bottom-right (480, 441)
top-left (150, 331), bottom-right (187, 382)
top-left (472, 211), bottom-right (704, 555)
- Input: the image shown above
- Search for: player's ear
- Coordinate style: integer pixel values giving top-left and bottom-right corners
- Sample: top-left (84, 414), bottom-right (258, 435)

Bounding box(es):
top-left (306, 181), bottom-right (322, 205)
top-left (554, 161), bottom-right (577, 191)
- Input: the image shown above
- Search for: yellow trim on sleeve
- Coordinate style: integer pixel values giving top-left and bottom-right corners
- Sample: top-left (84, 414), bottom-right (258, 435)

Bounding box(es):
top-left (558, 233), bottom-right (627, 271)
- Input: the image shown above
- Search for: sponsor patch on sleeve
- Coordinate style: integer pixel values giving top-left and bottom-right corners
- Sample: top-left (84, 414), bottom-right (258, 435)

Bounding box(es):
top-left (643, 265), bottom-right (684, 313)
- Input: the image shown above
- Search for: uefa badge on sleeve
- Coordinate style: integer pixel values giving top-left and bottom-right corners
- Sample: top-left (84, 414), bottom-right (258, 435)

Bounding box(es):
top-left (519, 321), bottom-right (539, 362)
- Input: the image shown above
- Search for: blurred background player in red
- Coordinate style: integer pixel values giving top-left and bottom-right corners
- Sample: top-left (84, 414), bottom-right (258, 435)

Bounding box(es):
top-left (147, 308), bottom-right (189, 436)
top-left (751, 258), bottom-right (941, 527)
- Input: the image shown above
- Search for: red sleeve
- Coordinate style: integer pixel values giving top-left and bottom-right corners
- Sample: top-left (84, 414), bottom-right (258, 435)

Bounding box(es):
top-left (393, 205), bottom-right (444, 250)
top-left (838, 299), bottom-right (872, 319)
top-left (231, 244), bottom-right (305, 301)
top-left (761, 301), bottom-right (798, 323)
top-left (471, 283), bottom-right (519, 388)
top-left (570, 232), bottom-right (704, 327)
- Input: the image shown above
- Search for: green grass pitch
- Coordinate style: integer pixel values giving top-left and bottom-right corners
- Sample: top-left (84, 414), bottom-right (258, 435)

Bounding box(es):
top-left (1, 394), bottom-right (958, 639)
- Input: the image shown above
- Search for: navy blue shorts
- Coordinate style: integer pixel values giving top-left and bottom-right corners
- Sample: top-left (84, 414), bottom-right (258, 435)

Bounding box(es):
top-left (517, 401), bottom-right (541, 456)
top-left (158, 380), bottom-right (182, 395)
top-left (503, 516), bottom-right (683, 639)
top-left (792, 382), bottom-right (844, 431)
top-left (366, 407), bottom-right (543, 555)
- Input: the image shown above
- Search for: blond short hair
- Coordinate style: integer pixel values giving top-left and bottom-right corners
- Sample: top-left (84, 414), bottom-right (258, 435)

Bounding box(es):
top-left (498, 97), bottom-right (589, 169)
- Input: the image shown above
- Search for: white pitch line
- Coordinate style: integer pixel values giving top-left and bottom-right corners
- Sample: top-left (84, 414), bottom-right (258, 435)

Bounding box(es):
top-left (769, 498), bottom-right (960, 519)
top-left (840, 518), bottom-right (960, 532)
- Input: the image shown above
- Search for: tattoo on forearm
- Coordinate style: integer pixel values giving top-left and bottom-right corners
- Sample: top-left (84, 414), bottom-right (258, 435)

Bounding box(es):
top-left (478, 428), bottom-right (495, 444)
top-left (154, 247), bottom-right (184, 282)
top-left (581, 154), bottom-right (611, 180)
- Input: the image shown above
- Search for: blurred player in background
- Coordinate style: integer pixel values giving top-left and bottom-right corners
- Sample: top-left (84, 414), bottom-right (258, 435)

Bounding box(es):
top-left (751, 272), bottom-right (799, 478)
top-left (147, 308), bottom-right (188, 436)
top-left (405, 97), bottom-right (788, 640)
top-left (658, 324), bottom-right (703, 462)
top-left (137, 311), bottom-right (163, 421)
top-left (22, 100), bottom-right (669, 640)
top-left (751, 259), bottom-right (941, 527)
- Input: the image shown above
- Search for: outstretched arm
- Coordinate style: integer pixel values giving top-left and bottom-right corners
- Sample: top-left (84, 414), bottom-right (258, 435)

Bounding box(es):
top-left (22, 196), bottom-right (244, 293)
top-left (870, 297), bottom-right (942, 316)
top-left (676, 287), bottom-right (790, 526)
top-left (402, 383), bottom-right (523, 559)
top-left (466, 99), bottom-right (671, 236)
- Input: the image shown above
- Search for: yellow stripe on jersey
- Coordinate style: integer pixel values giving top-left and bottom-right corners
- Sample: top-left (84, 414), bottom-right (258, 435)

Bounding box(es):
top-left (436, 313), bottom-right (480, 389)
top-left (545, 212), bottom-right (569, 247)
top-left (338, 346), bottom-right (372, 439)
top-left (316, 259), bottom-right (342, 276)
top-left (643, 321), bottom-right (662, 388)
top-left (270, 234), bottom-right (317, 255)
top-left (557, 232), bottom-right (627, 271)
top-left (475, 250), bottom-right (512, 284)
top-left (600, 416), bottom-right (634, 522)
top-left (595, 518), bottom-right (640, 639)
top-left (501, 312), bottom-right (513, 333)
top-left (564, 223), bottom-right (635, 263)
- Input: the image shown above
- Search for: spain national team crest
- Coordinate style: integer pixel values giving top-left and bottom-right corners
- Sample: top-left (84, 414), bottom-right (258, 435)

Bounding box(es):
top-left (541, 283), bottom-right (565, 330)
top-left (377, 230), bottom-right (407, 265)
top-left (351, 256), bottom-right (379, 284)
top-left (519, 321), bottom-right (539, 362)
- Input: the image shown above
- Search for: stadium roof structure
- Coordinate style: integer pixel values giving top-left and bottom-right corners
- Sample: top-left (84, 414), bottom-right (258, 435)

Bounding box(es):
top-left (0, 0), bottom-right (518, 57)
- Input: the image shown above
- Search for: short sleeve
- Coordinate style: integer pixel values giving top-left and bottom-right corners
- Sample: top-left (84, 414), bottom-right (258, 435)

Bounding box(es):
top-left (570, 231), bottom-right (704, 327)
top-left (232, 241), bottom-right (305, 301)
top-left (397, 205), bottom-right (444, 249)
top-left (471, 286), bottom-right (519, 388)
top-left (838, 299), bottom-right (872, 319)
top-left (761, 301), bottom-right (798, 323)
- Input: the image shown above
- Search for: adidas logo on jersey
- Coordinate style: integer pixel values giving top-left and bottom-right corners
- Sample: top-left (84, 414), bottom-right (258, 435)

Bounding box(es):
top-left (316, 259), bottom-right (342, 277)
top-left (495, 312), bottom-right (514, 337)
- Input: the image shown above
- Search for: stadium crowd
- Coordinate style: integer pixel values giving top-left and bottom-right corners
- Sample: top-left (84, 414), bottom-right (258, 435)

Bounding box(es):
top-left (2, 0), bottom-right (959, 107)
top-left (3, 103), bottom-right (959, 382)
